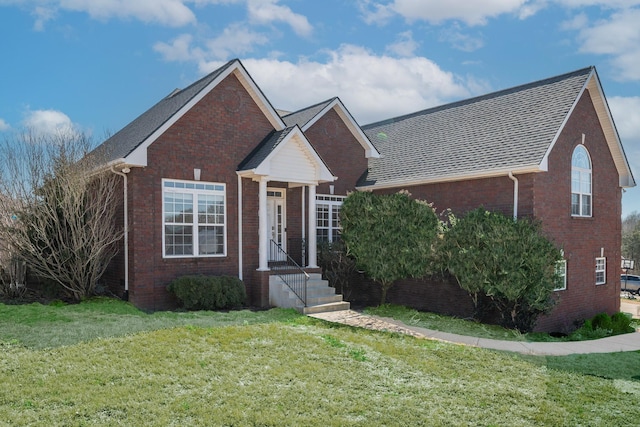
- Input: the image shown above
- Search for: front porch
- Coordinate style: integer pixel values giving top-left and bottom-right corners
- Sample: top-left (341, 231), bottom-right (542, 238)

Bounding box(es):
top-left (238, 125), bottom-right (349, 313)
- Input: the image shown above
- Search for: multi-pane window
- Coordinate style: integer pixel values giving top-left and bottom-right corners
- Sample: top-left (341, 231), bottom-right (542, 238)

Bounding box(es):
top-left (316, 195), bottom-right (345, 243)
top-left (554, 260), bottom-right (567, 291)
top-left (571, 145), bottom-right (592, 217)
top-left (595, 257), bottom-right (606, 285)
top-left (163, 180), bottom-right (226, 257)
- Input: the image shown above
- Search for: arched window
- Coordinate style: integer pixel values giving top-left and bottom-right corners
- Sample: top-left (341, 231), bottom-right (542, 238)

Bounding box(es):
top-left (571, 145), bottom-right (592, 217)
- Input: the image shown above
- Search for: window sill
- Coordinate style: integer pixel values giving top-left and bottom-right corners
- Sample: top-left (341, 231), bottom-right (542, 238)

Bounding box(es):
top-left (163, 254), bottom-right (227, 260)
top-left (570, 215), bottom-right (594, 220)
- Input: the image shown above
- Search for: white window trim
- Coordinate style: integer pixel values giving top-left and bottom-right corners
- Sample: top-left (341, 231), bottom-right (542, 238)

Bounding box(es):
top-left (595, 257), bottom-right (606, 285)
top-left (554, 259), bottom-right (567, 291)
top-left (316, 194), bottom-right (345, 243)
top-left (571, 145), bottom-right (592, 218)
top-left (162, 178), bottom-right (227, 258)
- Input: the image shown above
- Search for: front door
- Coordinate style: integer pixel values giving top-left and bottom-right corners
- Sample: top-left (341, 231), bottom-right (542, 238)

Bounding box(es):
top-left (267, 189), bottom-right (286, 261)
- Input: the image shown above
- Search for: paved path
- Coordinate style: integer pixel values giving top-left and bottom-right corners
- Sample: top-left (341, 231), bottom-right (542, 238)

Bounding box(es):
top-left (309, 310), bottom-right (640, 356)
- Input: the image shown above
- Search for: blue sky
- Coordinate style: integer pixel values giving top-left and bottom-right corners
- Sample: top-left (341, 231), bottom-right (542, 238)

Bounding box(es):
top-left (1, 0), bottom-right (639, 216)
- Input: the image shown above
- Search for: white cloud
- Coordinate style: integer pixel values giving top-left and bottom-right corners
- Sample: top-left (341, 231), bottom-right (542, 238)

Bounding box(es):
top-left (0, 118), bottom-right (10, 132)
top-left (385, 31), bottom-right (419, 57)
top-left (609, 96), bottom-right (640, 145)
top-left (154, 34), bottom-right (203, 62)
top-left (22, 109), bottom-right (79, 138)
top-left (201, 45), bottom-right (473, 124)
top-left (439, 24), bottom-right (484, 52)
top-left (362, 0), bottom-right (528, 26)
top-left (569, 8), bottom-right (640, 80)
top-left (247, 0), bottom-right (312, 37)
top-left (1, 0), bottom-right (196, 28)
top-left (32, 5), bottom-right (56, 31)
top-left (552, 0), bottom-right (640, 7)
top-left (205, 23), bottom-right (270, 59)
top-left (610, 96), bottom-right (640, 215)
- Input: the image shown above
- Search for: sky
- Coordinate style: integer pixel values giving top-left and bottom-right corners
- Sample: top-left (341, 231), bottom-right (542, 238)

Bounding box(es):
top-left (0, 0), bottom-right (639, 216)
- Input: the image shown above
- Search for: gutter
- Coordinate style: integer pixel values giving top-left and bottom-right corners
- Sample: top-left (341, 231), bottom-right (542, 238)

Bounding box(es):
top-left (111, 166), bottom-right (131, 299)
top-left (508, 171), bottom-right (518, 219)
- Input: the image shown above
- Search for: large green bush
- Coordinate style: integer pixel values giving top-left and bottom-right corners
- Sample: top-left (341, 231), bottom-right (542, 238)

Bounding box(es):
top-left (167, 275), bottom-right (247, 310)
top-left (340, 191), bottom-right (439, 304)
top-left (440, 208), bottom-right (562, 332)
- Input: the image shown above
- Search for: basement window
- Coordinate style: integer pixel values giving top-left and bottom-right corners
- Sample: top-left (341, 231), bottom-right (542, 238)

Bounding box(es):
top-left (595, 257), bottom-right (606, 285)
top-left (554, 259), bottom-right (567, 291)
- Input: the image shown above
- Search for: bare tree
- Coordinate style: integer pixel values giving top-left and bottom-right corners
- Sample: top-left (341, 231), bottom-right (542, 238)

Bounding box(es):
top-left (0, 130), bottom-right (122, 300)
top-left (622, 211), bottom-right (640, 275)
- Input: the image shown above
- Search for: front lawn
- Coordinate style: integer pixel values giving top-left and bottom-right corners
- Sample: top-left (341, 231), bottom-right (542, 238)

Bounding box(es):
top-left (365, 304), bottom-right (640, 342)
top-left (0, 299), bottom-right (638, 426)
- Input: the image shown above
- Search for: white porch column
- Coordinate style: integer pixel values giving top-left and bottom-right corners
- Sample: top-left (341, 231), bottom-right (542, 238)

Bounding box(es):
top-left (307, 184), bottom-right (318, 268)
top-left (258, 177), bottom-right (269, 271)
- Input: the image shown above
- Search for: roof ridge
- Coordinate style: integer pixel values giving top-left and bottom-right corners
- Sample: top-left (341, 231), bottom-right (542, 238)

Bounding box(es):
top-left (282, 97), bottom-right (338, 118)
top-left (363, 66), bottom-right (594, 129)
top-left (163, 59), bottom-right (238, 100)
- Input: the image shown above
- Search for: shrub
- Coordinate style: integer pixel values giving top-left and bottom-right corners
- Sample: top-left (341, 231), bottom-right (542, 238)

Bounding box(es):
top-left (340, 191), bottom-right (439, 304)
top-left (591, 312), bottom-right (613, 331)
top-left (569, 312), bottom-right (635, 340)
top-left (167, 275), bottom-right (247, 311)
top-left (610, 312), bottom-right (635, 335)
top-left (440, 208), bottom-right (562, 332)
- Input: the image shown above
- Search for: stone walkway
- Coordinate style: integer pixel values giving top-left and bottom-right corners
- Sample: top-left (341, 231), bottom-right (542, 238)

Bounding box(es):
top-left (309, 309), bottom-right (640, 356)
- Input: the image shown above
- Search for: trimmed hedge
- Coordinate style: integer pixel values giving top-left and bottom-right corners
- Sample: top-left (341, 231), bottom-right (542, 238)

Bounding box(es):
top-left (167, 275), bottom-right (247, 310)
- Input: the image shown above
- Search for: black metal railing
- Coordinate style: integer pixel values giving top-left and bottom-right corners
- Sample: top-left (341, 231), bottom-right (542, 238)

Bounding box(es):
top-left (270, 239), bottom-right (308, 306)
top-left (286, 237), bottom-right (307, 266)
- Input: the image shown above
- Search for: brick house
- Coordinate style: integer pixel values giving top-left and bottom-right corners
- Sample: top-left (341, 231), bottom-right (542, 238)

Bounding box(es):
top-left (359, 67), bottom-right (636, 332)
top-left (94, 60), bottom-right (635, 332)
top-left (94, 59), bottom-right (378, 311)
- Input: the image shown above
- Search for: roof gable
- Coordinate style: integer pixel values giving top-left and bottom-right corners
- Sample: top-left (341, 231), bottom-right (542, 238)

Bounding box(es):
top-left (238, 126), bottom-right (335, 185)
top-left (283, 98), bottom-right (380, 159)
top-left (359, 67), bottom-right (635, 189)
top-left (90, 59), bottom-right (285, 168)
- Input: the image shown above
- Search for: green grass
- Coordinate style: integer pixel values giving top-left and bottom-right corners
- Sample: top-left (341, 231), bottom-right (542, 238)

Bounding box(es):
top-left (365, 304), bottom-right (640, 342)
top-left (0, 299), bottom-right (638, 426)
top-left (365, 304), bottom-right (529, 340)
top-left (0, 297), bottom-right (300, 349)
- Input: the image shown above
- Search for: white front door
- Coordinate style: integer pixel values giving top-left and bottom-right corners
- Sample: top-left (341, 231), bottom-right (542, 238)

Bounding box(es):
top-left (267, 189), bottom-right (286, 261)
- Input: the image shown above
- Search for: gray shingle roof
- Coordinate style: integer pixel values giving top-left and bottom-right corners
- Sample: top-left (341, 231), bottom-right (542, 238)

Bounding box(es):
top-left (359, 67), bottom-right (594, 188)
top-left (89, 59), bottom-right (236, 165)
top-left (281, 98), bottom-right (337, 128)
top-left (238, 126), bottom-right (297, 171)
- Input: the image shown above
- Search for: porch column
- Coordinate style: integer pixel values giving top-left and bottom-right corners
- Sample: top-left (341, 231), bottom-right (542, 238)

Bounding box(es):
top-left (307, 184), bottom-right (318, 268)
top-left (258, 177), bottom-right (269, 271)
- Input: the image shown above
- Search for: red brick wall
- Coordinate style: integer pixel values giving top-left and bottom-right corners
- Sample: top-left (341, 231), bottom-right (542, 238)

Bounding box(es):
top-left (304, 108), bottom-right (369, 196)
top-left (374, 174), bottom-right (529, 218)
top-left (123, 74), bottom-right (276, 310)
top-left (359, 88), bottom-right (622, 332)
top-left (532, 89), bottom-right (621, 332)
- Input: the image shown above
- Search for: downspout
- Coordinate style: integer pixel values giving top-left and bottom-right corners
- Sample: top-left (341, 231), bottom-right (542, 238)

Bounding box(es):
top-left (508, 171), bottom-right (518, 219)
top-left (237, 174), bottom-right (243, 281)
top-left (111, 166), bottom-right (130, 299)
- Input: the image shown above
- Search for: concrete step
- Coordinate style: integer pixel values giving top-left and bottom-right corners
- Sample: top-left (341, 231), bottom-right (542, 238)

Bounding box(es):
top-left (299, 301), bottom-right (350, 315)
top-left (306, 294), bottom-right (344, 305)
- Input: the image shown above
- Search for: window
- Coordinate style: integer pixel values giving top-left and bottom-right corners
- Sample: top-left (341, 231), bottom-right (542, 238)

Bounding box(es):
top-left (316, 195), bottom-right (345, 243)
top-left (163, 179), bottom-right (226, 257)
top-left (554, 259), bottom-right (567, 291)
top-left (595, 257), bottom-right (606, 285)
top-left (571, 145), bottom-right (592, 217)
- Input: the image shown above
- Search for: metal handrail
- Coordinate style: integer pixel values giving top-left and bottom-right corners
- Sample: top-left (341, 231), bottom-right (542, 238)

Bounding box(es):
top-left (270, 239), bottom-right (309, 306)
